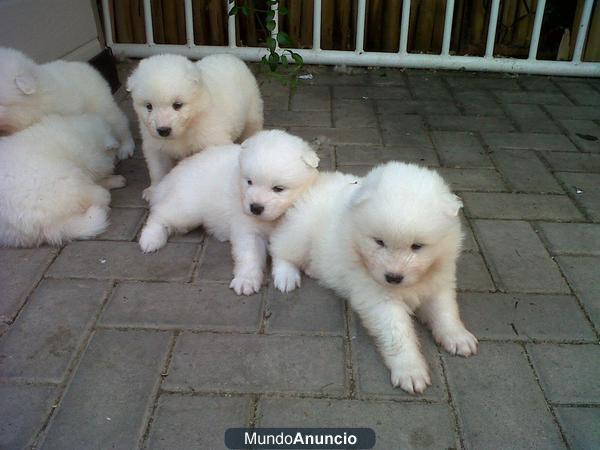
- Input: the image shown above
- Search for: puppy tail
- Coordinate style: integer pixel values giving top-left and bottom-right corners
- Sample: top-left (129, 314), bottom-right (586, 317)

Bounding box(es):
top-left (57, 205), bottom-right (110, 242)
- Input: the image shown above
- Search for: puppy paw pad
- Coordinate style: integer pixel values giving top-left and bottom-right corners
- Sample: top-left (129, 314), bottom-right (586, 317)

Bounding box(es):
top-left (230, 275), bottom-right (262, 296)
top-left (437, 328), bottom-right (478, 357)
top-left (391, 365), bottom-right (431, 395)
top-left (139, 225), bottom-right (167, 253)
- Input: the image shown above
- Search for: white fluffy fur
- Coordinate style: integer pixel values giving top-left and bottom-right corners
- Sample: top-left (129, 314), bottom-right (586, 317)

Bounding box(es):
top-left (139, 130), bottom-right (318, 295)
top-left (0, 114), bottom-right (124, 247)
top-left (270, 162), bottom-right (478, 394)
top-left (127, 53), bottom-right (264, 188)
top-left (0, 47), bottom-right (134, 159)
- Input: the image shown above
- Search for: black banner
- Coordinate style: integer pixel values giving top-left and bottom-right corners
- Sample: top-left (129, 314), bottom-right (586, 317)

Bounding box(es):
top-left (225, 428), bottom-right (376, 449)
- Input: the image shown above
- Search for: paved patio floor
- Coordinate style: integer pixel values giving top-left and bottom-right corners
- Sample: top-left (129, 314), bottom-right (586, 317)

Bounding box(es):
top-left (1, 64), bottom-right (599, 449)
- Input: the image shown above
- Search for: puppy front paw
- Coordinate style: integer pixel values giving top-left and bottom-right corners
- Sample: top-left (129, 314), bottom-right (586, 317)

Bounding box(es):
top-left (435, 326), bottom-right (478, 357)
top-left (139, 223), bottom-right (168, 253)
top-left (118, 136), bottom-right (135, 160)
top-left (272, 261), bottom-right (301, 293)
top-left (230, 273), bottom-right (262, 296)
top-left (390, 361), bottom-right (431, 395)
top-left (142, 187), bottom-right (153, 202)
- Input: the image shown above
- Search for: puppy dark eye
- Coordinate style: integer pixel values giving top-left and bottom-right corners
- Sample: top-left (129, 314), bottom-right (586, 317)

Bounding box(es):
top-left (374, 238), bottom-right (385, 247)
top-left (411, 243), bottom-right (424, 251)
top-left (173, 102), bottom-right (183, 110)
top-left (247, 180), bottom-right (253, 185)
top-left (145, 103), bottom-right (153, 111)
top-left (272, 186), bottom-right (285, 193)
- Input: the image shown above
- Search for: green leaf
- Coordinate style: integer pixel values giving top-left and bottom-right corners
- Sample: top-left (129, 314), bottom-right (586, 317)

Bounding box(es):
top-left (281, 54), bottom-right (288, 65)
top-left (276, 31), bottom-right (292, 46)
top-left (291, 52), bottom-right (303, 65)
top-left (279, 6), bottom-right (288, 15)
top-left (266, 10), bottom-right (275, 21)
top-left (240, 4), bottom-right (249, 15)
top-left (266, 20), bottom-right (276, 31)
top-left (266, 36), bottom-right (277, 52)
top-left (228, 5), bottom-right (239, 16)
top-left (268, 53), bottom-right (279, 72)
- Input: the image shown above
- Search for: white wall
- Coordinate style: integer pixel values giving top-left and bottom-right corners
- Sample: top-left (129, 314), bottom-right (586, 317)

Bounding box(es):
top-left (0, 0), bottom-right (102, 62)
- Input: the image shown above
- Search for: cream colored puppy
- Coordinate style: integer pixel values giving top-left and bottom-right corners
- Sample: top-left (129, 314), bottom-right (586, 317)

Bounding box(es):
top-left (270, 162), bottom-right (477, 394)
top-left (0, 47), bottom-right (134, 159)
top-left (127, 53), bottom-right (263, 190)
top-left (139, 130), bottom-right (318, 295)
top-left (0, 114), bottom-right (124, 247)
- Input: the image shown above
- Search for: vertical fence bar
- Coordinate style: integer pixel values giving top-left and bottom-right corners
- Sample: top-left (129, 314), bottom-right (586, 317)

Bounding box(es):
top-left (441, 0), bottom-right (455, 55)
top-left (143, 0), bottom-right (154, 45)
top-left (272, 1), bottom-right (279, 50)
top-left (313, 0), bottom-right (322, 50)
top-left (528, 0), bottom-right (546, 60)
top-left (485, 0), bottom-right (500, 57)
top-left (184, 0), bottom-right (194, 46)
top-left (399, 0), bottom-right (411, 54)
top-left (355, 0), bottom-right (366, 53)
top-left (101, 0), bottom-right (114, 46)
top-left (227, 0), bottom-right (236, 48)
top-left (573, 0), bottom-right (594, 62)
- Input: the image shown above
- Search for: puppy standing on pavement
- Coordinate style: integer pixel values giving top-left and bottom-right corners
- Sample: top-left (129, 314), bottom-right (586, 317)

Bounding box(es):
top-left (270, 162), bottom-right (477, 394)
top-left (126, 53), bottom-right (263, 192)
top-left (139, 130), bottom-right (319, 295)
top-left (0, 47), bottom-right (134, 159)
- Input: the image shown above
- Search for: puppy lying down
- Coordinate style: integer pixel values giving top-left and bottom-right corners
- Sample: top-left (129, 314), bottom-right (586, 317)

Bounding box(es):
top-left (270, 162), bottom-right (477, 394)
top-left (0, 114), bottom-right (124, 247)
top-left (139, 130), bottom-right (319, 295)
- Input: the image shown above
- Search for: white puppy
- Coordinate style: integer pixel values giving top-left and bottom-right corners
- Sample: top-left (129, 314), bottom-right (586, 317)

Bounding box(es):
top-left (127, 53), bottom-right (263, 188)
top-left (0, 47), bottom-right (134, 159)
top-left (0, 114), bottom-right (124, 247)
top-left (139, 130), bottom-right (319, 295)
top-left (270, 162), bottom-right (477, 394)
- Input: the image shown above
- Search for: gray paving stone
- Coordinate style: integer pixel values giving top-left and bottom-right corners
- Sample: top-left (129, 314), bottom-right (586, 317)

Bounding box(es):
top-left (98, 207), bottom-right (145, 241)
top-left (458, 292), bottom-right (595, 341)
top-left (168, 227), bottom-right (204, 243)
top-left (482, 132), bottom-right (578, 151)
top-left (380, 130), bottom-right (434, 149)
top-left (368, 68), bottom-right (407, 85)
top-left (100, 281), bottom-right (262, 332)
top-left (503, 103), bottom-right (561, 133)
top-left (0, 247), bottom-right (56, 323)
top-left (460, 214), bottom-right (479, 252)
top-left (555, 172), bottom-right (600, 221)
top-left (472, 220), bottom-right (570, 293)
top-left (164, 333), bottom-right (345, 394)
top-left (379, 114), bottom-right (426, 133)
top-left (527, 343), bottom-right (600, 404)
top-left (332, 99), bottom-right (377, 128)
top-left (546, 105), bottom-right (600, 121)
top-left (265, 279), bottom-right (345, 335)
top-left (536, 222), bottom-right (600, 255)
top-left (559, 119), bottom-right (600, 153)
top-left (518, 77), bottom-right (559, 92)
top-left (494, 91), bottom-right (572, 105)
top-left (463, 193), bottom-right (583, 221)
top-left (257, 78), bottom-right (290, 100)
top-left (431, 131), bottom-right (493, 168)
top-left (376, 99), bottom-right (460, 115)
top-left (302, 68), bottom-right (370, 86)
top-left (0, 279), bottom-right (110, 383)
top-left (409, 76), bottom-right (453, 100)
top-left (0, 385), bottom-right (57, 449)
top-left (555, 407), bottom-right (600, 450)
top-left (257, 398), bottom-right (457, 450)
top-left (541, 151), bottom-right (600, 173)
top-left (146, 394), bottom-right (252, 450)
top-left (41, 329), bottom-right (171, 450)
top-left (427, 115), bottom-right (515, 132)
top-left (112, 158), bottom-right (150, 207)
top-left (336, 164), bottom-right (374, 177)
top-left (265, 109), bottom-right (331, 128)
top-left (456, 90), bottom-right (505, 116)
top-left (352, 322), bottom-right (447, 401)
top-left (556, 256), bottom-right (600, 329)
top-left (288, 126), bottom-right (381, 145)
top-left (445, 76), bottom-right (522, 91)
top-left (47, 241), bottom-right (197, 281)
top-left (290, 86), bottom-right (330, 111)
top-left (556, 81), bottom-right (600, 106)
top-left (334, 85), bottom-right (411, 100)
top-left (457, 252), bottom-right (495, 291)
top-left (491, 149), bottom-right (563, 193)
top-left (194, 238), bottom-right (233, 282)
top-left (444, 342), bottom-right (565, 450)
top-left (438, 168), bottom-right (506, 192)
top-left (335, 144), bottom-right (439, 166)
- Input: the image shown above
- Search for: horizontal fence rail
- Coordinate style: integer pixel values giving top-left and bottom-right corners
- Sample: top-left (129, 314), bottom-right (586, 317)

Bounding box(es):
top-left (102, 0), bottom-right (600, 77)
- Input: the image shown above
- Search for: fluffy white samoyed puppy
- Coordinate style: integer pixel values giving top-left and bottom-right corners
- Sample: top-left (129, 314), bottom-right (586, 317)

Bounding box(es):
top-left (0, 47), bottom-right (134, 159)
top-left (270, 162), bottom-right (478, 394)
top-left (139, 130), bottom-right (319, 295)
top-left (126, 53), bottom-right (263, 189)
top-left (0, 114), bottom-right (124, 247)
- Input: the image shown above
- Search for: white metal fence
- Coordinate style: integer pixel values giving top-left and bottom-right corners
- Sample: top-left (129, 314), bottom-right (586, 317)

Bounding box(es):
top-left (102, 0), bottom-right (600, 77)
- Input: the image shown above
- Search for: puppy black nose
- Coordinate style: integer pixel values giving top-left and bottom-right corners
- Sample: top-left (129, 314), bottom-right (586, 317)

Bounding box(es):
top-left (157, 127), bottom-right (171, 137)
top-left (250, 203), bottom-right (264, 215)
top-left (385, 273), bottom-right (404, 284)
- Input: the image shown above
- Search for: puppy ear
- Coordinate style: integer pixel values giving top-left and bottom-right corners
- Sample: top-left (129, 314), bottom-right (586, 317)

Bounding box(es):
top-left (15, 73), bottom-right (36, 95)
top-left (444, 194), bottom-right (463, 217)
top-left (301, 148), bottom-right (320, 168)
top-left (350, 185), bottom-right (371, 208)
top-left (125, 71), bottom-right (136, 93)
